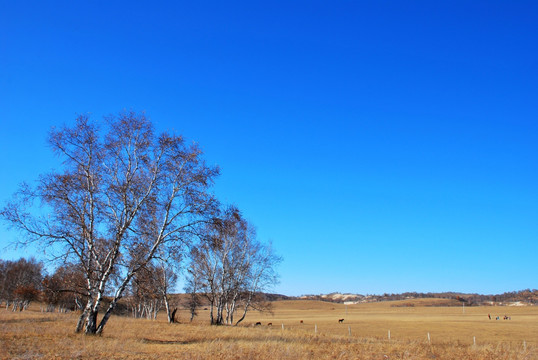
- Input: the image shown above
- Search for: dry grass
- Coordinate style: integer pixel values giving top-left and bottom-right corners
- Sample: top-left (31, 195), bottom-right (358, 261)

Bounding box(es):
top-left (1, 299), bottom-right (536, 359)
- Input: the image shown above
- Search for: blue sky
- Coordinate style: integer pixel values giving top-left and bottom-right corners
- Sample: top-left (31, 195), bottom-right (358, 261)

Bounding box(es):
top-left (1, 1), bottom-right (537, 296)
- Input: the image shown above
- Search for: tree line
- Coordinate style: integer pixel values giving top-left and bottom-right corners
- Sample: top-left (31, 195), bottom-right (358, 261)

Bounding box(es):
top-left (301, 290), bottom-right (538, 305)
top-left (0, 111), bottom-right (280, 335)
top-left (0, 258), bottom-right (86, 313)
top-left (0, 258), bottom-right (43, 311)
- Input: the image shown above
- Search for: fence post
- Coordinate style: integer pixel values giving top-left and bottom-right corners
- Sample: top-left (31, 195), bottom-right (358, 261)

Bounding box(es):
top-left (348, 326), bottom-right (351, 337)
top-left (281, 323), bottom-right (284, 331)
top-left (315, 324), bottom-right (317, 334)
top-left (388, 330), bottom-right (391, 341)
top-left (427, 332), bottom-right (430, 344)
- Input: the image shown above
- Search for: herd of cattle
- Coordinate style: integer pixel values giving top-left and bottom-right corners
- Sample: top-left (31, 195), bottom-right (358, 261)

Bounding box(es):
top-left (254, 319), bottom-right (345, 326)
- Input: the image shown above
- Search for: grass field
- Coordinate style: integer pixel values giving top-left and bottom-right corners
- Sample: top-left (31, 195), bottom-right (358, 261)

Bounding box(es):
top-left (1, 299), bottom-right (536, 359)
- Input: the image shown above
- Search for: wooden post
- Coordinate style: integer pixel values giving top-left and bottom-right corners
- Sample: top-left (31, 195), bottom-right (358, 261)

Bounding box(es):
top-left (427, 332), bottom-right (430, 344)
top-left (473, 336), bottom-right (476, 346)
top-left (315, 324), bottom-right (317, 334)
top-left (524, 340), bottom-right (526, 352)
top-left (281, 323), bottom-right (284, 331)
top-left (388, 330), bottom-right (391, 341)
top-left (348, 326), bottom-right (351, 337)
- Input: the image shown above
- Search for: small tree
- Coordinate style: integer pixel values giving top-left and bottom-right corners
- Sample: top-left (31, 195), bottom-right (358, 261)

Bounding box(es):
top-left (187, 206), bottom-right (280, 325)
top-left (185, 269), bottom-right (202, 322)
top-left (1, 112), bottom-right (219, 334)
top-left (42, 263), bottom-right (87, 312)
top-left (130, 265), bottom-right (163, 320)
top-left (128, 260), bottom-right (178, 321)
top-left (0, 258), bottom-right (43, 311)
top-left (155, 259), bottom-right (179, 323)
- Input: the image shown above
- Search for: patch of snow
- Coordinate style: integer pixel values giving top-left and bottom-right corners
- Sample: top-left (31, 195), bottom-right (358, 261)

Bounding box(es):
top-left (509, 301), bottom-right (525, 306)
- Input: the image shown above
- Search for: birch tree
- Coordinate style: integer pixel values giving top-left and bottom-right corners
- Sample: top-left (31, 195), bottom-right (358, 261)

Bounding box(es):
top-left (129, 260), bottom-right (178, 322)
top-left (187, 206), bottom-right (280, 325)
top-left (1, 112), bottom-right (219, 335)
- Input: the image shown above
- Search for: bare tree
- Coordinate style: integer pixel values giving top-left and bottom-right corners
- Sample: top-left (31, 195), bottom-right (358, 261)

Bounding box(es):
top-left (232, 239), bottom-right (279, 325)
top-left (1, 112), bottom-right (219, 335)
top-left (0, 258), bottom-right (43, 311)
top-left (184, 272), bottom-right (201, 322)
top-left (187, 206), bottom-right (280, 326)
top-left (128, 259), bottom-right (178, 322)
top-left (156, 259), bottom-right (179, 323)
top-left (42, 263), bottom-right (87, 313)
top-left (129, 265), bottom-right (163, 320)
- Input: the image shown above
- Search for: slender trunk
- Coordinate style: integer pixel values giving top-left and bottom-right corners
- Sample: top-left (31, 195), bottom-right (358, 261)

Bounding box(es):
top-left (75, 298), bottom-right (93, 333)
top-left (234, 292), bottom-right (253, 326)
top-left (229, 300), bottom-right (235, 325)
top-left (95, 272), bottom-right (133, 335)
top-left (216, 298), bottom-right (224, 325)
top-left (224, 301), bottom-right (230, 324)
top-left (74, 297), bottom-right (83, 311)
top-left (95, 302), bottom-right (114, 335)
top-left (228, 293), bottom-right (238, 325)
top-left (209, 300), bottom-right (215, 325)
top-left (164, 294), bottom-right (171, 323)
top-left (153, 300), bottom-right (160, 320)
top-left (85, 308), bottom-right (98, 334)
top-left (216, 302), bottom-right (222, 324)
top-left (84, 282), bottom-right (107, 335)
top-left (234, 304), bottom-right (249, 326)
top-left (144, 303), bottom-right (151, 320)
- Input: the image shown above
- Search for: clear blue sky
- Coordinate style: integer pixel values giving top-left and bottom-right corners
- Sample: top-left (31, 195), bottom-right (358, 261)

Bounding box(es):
top-left (1, 1), bottom-right (537, 296)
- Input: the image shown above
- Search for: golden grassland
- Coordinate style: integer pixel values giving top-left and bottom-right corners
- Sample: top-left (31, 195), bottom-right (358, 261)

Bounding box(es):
top-left (0, 299), bottom-right (536, 359)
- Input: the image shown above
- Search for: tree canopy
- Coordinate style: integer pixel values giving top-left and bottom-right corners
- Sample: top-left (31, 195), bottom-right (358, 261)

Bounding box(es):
top-left (2, 112), bottom-right (220, 334)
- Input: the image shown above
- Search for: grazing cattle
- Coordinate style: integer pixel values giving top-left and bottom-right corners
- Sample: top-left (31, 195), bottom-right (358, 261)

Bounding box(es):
top-left (267, 322), bottom-right (272, 326)
top-left (300, 320), bottom-right (304, 324)
top-left (255, 322), bottom-right (262, 326)
top-left (338, 318), bottom-right (344, 323)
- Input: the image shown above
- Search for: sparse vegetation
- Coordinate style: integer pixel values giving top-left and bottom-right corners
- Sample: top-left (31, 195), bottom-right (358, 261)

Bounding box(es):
top-left (1, 299), bottom-right (536, 359)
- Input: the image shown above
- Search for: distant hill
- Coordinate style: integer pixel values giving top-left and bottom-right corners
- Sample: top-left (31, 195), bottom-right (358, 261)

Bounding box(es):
top-left (159, 289), bottom-right (537, 311)
top-left (297, 289), bottom-right (538, 306)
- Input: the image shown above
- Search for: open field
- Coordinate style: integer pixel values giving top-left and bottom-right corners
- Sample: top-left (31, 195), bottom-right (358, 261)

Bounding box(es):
top-left (1, 299), bottom-right (536, 359)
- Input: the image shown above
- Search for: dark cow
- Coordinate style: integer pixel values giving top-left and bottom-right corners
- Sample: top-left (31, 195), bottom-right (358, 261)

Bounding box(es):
top-left (267, 322), bottom-right (272, 326)
top-left (300, 320), bottom-right (304, 324)
top-left (255, 322), bottom-right (262, 326)
top-left (338, 318), bottom-right (344, 323)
